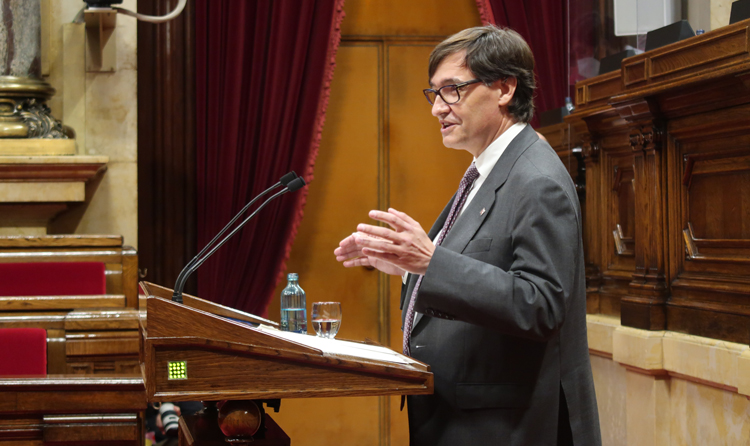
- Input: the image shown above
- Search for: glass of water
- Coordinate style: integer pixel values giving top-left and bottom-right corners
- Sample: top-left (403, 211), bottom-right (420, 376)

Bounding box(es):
top-left (312, 302), bottom-right (342, 339)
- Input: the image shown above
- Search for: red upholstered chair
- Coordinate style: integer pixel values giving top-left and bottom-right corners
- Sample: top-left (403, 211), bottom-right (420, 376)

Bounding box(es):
top-left (0, 328), bottom-right (47, 375)
top-left (0, 262), bottom-right (105, 375)
top-left (0, 262), bottom-right (106, 296)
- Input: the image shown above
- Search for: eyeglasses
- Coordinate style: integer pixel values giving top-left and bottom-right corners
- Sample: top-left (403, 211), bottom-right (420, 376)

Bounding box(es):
top-left (423, 79), bottom-right (482, 105)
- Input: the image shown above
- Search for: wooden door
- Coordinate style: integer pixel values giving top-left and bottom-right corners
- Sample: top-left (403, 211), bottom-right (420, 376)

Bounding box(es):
top-left (266, 1), bottom-right (480, 444)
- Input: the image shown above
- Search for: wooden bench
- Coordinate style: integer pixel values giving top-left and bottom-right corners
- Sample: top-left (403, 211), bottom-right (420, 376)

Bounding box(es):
top-left (0, 235), bottom-right (141, 375)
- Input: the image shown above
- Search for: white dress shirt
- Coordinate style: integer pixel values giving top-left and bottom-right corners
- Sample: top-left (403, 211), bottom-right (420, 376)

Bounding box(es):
top-left (403, 122), bottom-right (527, 304)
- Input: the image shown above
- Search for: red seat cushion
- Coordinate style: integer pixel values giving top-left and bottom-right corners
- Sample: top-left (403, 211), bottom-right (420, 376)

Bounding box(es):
top-left (0, 328), bottom-right (47, 376)
top-left (0, 262), bottom-right (106, 296)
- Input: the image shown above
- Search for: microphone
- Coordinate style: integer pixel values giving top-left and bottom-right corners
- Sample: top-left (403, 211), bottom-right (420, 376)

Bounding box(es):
top-left (172, 171), bottom-right (298, 299)
top-left (172, 173), bottom-right (305, 303)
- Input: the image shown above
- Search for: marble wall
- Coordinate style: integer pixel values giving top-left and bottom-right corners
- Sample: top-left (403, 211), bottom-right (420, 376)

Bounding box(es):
top-left (711, 0), bottom-right (733, 31)
top-left (45, 0), bottom-right (138, 248)
top-left (588, 316), bottom-right (750, 446)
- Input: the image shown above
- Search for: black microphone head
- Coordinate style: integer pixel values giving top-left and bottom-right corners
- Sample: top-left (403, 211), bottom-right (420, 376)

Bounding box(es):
top-left (279, 171), bottom-right (298, 186)
top-left (287, 177), bottom-right (306, 192)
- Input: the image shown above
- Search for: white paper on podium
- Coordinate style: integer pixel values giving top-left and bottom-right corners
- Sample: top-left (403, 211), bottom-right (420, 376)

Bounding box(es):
top-left (257, 325), bottom-right (409, 365)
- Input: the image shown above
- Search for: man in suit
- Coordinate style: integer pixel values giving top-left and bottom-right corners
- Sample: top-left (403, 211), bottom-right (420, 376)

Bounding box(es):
top-left (334, 25), bottom-right (601, 445)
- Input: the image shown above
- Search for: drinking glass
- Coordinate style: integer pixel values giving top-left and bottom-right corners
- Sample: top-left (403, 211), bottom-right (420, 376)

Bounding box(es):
top-left (312, 302), bottom-right (342, 339)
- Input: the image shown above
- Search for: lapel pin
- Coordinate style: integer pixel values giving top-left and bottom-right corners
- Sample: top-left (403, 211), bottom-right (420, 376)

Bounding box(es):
top-left (480, 208), bottom-right (486, 216)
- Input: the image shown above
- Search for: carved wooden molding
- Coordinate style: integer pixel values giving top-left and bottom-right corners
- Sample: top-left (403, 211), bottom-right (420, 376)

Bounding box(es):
top-left (582, 138), bottom-right (600, 162)
top-left (562, 20), bottom-right (750, 342)
top-left (682, 223), bottom-right (750, 264)
top-left (611, 161), bottom-right (635, 259)
top-left (613, 224), bottom-right (634, 256)
top-left (0, 234), bottom-right (122, 248)
top-left (611, 165), bottom-right (626, 191)
top-left (629, 124), bottom-right (664, 153)
top-left (621, 24), bottom-right (750, 91)
top-left (575, 70), bottom-right (623, 110)
top-left (585, 263), bottom-right (602, 289)
top-left (682, 149), bottom-right (750, 188)
top-left (0, 295), bottom-right (126, 310)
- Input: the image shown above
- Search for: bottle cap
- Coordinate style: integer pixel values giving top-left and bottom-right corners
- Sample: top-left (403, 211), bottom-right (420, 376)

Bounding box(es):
top-left (696, 29), bottom-right (705, 35)
top-left (288, 273), bottom-right (298, 280)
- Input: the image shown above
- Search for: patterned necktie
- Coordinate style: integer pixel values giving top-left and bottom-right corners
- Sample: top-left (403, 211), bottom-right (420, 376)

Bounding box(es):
top-left (403, 162), bottom-right (480, 356)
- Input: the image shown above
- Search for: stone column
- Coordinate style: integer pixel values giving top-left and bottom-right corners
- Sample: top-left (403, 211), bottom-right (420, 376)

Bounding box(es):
top-left (0, 0), bottom-right (66, 138)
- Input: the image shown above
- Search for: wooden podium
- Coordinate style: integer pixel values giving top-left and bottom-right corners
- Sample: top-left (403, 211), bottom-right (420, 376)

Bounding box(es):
top-left (138, 282), bottom-right (433, 445)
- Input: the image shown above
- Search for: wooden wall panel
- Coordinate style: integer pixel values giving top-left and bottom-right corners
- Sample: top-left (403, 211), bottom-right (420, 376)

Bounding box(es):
top-left (267, 43), bottom-right (383, 446)
top-left (667, 108), bottom-right (750, 343)
top-left (266, 1), bottom-right (480, 444)
top-left (604, 151), bottom-right (636, 270)
top-left (342, 0), bottom-right (480, 36)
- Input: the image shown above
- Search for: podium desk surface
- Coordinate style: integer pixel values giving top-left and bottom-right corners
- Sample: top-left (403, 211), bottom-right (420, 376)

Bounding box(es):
top-left (139, 281), bottom-right (433, 403)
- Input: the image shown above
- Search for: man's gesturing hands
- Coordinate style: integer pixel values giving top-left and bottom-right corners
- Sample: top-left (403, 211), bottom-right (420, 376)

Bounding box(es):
top-left (334, 208), bottom-right (435, 276)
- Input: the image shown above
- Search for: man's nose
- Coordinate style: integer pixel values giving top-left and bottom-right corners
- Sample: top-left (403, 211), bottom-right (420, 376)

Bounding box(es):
top-left (431, 95), bottom-right (450, 117)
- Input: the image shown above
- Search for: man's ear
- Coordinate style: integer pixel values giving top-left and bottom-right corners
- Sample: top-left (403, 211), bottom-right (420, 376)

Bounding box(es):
top-left (497, 77), bottom-right (517, 108)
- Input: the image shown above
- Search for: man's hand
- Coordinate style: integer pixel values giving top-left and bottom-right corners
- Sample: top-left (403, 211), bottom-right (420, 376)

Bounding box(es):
top-left (354, 208), bottom-right (435, 276)
top-left (334, 232), bottom-right (406, 276)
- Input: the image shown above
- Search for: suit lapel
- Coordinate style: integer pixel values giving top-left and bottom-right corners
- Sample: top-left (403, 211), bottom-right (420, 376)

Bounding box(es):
top-left (404, 124), bottom-right (539, 332)
top-left (441, 125), bottom-right (538, 252)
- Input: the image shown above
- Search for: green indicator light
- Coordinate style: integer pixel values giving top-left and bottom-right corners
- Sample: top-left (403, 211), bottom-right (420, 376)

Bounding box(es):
top-left (167, 360), bottom-right (188, 380)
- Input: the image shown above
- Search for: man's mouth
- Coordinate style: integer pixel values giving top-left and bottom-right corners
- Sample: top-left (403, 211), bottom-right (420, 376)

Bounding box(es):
top-left (441, 122), bottom-right (456, 134)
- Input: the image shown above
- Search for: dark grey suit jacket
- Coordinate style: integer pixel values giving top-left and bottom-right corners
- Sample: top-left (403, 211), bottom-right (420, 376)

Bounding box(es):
top-left (402, 126), bottom-right (601, 446)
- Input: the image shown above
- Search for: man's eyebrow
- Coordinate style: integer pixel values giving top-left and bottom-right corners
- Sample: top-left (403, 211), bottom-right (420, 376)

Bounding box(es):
top-left (429, 77), bottom-right (462, 88)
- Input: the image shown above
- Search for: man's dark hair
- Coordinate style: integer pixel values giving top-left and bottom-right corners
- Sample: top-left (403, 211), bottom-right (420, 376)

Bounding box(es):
top-left (428, 25), bottom-right (536, 123)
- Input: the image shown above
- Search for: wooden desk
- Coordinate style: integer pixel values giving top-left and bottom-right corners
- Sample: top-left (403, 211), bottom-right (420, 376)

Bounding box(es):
top-left (0, 375), bottom-right (145, 445)
top-left (139, 282), bottom-right (432, 444)
top-left (538, 18), bottom-right (750, 344)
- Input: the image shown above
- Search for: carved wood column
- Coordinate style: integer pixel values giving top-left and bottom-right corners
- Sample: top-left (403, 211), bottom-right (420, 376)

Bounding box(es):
top-left (616, 98), bottom-right (669, 330)
top-left (538, 116), bottom-right (605, 314)
top-left (581, 133), bottom-right (601, 294)
top-left (569, 116), bottom-right (603, 314)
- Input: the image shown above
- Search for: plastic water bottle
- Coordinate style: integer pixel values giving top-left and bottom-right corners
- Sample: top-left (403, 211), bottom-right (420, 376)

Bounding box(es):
top-left (565, 96), bottom-right (575, 113)
top-left (280, 273), bottom-right (307, 333)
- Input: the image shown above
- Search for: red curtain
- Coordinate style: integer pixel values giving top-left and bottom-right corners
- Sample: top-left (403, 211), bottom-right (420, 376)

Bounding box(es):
top-left (195, 0), bottom-right (345, 316)
top-left (476, 0), bottom-right (569, 126)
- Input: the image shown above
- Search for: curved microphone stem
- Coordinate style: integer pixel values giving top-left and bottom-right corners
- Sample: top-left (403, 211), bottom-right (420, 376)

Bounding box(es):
top-left (172, 188), bottom-right (290, 303)
top-left (173, 184), bottom-right (279, 293)
top-left (187, 188), bottom-right (290, 277)
top-left (172, 172), bottom-right (299, 303)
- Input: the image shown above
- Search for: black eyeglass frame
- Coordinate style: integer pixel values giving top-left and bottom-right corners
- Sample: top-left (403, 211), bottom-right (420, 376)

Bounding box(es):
top-left (423, 79), bottom-right (482, 105)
